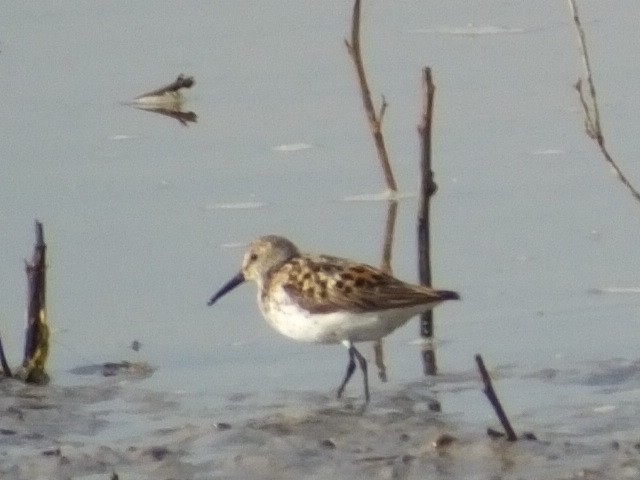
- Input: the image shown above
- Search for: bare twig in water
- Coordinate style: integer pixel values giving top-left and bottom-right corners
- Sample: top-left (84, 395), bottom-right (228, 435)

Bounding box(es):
top-left (475, 354), bottom-right (518, 441)
top-left (345, 0), bottom-right (397, 192)
top-left (417, 68), bottom-right (438, 375)
top-left (22, 221), bottom-right (50, 384)
top-left (344, 0), bottom-right (399, 379)
top-left (417, 67), bottom-right (437, 337)
top-left (568, 0), bottom-right (640, 203)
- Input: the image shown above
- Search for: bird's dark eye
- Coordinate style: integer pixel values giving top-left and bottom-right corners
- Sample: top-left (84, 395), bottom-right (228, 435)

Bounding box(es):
top-left (249, 253), bottom-right (258, 262)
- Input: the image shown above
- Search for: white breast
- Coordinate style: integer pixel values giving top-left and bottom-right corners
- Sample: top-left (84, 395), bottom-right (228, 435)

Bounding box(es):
top-left (258, 286), bottom-right (426, 344)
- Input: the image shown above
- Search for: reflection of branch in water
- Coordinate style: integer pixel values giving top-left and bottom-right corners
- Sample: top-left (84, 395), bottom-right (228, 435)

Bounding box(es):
top-left (374, 199), bottom-right (399, 382)
top-left (133, 106), bottom-right (198, 127)
top-left (568, 0), bottom-right (640, 204)
top-left (417, 68), bottom-right (438, 376)
top-left (380, 200), bottom-right (398, 275)
top-left (345, 0), bottom-right (397, 192)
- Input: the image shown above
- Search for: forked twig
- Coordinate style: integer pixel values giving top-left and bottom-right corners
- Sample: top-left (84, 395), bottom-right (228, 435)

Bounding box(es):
top-left (344, 0), bottom-right (399, 380)
top-left (568, 0), bottom-right (640, 203)
top-left (345, 0), bottom-right (397, 192)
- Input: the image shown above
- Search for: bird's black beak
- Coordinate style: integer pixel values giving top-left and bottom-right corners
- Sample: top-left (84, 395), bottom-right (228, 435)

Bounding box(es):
top-left (207, 271), bottom-right (245, 306)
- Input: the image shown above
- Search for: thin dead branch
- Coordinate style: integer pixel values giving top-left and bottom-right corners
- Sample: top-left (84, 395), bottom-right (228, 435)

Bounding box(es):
top-left (345, 0), bottom-right (397, 191)
top-left (417, 67), bottom-right (437, 342)
top-left (417, 68), bottom-right (438, 375)
top-left (568, 0), bottom-right (640, 203)
top-left (475, 354), bottom-right (518, 441)
top-left (344, 0), bottom-right (399, 380)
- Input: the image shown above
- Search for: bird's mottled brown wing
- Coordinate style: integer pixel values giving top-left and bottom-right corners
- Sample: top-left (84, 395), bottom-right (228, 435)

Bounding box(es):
top-left (269, 255), bottom-right (456, 314)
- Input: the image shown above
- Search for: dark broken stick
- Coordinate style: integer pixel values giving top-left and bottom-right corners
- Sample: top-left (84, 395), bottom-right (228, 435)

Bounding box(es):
top-left (22, 220), bottom-right (50, 384)
top-left (417, 68), bottom-right (438, 375)
top-left (475, 354), bottom-right (518, 441)
top-left (417, 67), bottom-right (437, 340)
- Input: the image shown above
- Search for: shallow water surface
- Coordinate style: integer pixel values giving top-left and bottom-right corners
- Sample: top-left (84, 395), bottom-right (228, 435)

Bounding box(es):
top-left (2, 1), bottom-right (640, 478)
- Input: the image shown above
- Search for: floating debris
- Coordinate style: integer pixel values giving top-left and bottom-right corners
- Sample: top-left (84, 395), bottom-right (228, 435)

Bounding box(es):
top-left (133, 74), bottom-right (195, 106)
top-left (127, 74), bottom-right (197, 126)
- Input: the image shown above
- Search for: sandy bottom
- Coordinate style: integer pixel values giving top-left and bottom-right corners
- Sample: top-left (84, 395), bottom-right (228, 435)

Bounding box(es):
top-left (2, 363), bottom-right (640, 480)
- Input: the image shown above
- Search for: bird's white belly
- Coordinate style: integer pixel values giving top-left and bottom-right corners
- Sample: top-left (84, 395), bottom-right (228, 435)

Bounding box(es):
top-left (258, 288), bottom-right (425, 344)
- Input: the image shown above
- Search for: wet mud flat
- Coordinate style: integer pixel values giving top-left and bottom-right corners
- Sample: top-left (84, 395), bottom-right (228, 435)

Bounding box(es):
top-left (3, 365), bottom-right (640, 480)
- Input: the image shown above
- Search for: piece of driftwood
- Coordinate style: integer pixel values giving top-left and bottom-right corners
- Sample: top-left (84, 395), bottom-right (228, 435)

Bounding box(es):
top-left (22, 221), bottom-right (50, 384)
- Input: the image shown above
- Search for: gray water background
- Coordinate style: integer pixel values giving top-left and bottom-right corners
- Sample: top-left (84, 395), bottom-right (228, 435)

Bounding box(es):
top-left (2, 1), bottom-right (640, 476)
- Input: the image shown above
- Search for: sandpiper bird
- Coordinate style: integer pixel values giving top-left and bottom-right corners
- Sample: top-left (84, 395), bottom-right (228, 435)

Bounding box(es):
top-left (208, 235), bottom-right (459, 403)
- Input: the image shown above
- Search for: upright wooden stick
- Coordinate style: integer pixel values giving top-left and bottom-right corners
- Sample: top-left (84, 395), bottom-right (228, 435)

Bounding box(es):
top-left (22, 220), bottom-right (50, 384)
top-left (417, 67), bottom-right (437, 340)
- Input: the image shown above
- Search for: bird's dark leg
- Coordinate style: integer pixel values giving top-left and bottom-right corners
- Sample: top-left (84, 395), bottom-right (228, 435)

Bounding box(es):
top-left (351, 345), bottom-right (370, 403)
top-left (337, 342), bottom-right (370, 403)
top-left (337, 346), bottom-right (356, 399)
